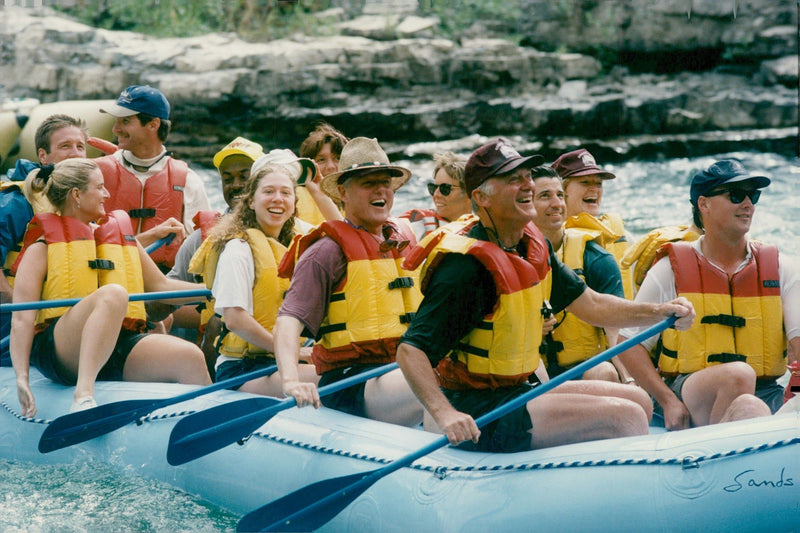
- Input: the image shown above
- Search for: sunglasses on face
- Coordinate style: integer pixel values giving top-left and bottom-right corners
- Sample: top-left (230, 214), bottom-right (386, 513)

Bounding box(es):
top-left (427, 182), bottom-right (460, 196)
top-left (705, 187), bottom-right (761, 205)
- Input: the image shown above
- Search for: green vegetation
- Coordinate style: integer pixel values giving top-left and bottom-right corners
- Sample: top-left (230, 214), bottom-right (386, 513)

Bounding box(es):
top-left (56, 0), bottom-right (526, 41)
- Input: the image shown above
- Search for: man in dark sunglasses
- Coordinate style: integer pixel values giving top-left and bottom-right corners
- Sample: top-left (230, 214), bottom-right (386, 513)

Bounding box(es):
top-left (618, 159), bottom-right (800, 430)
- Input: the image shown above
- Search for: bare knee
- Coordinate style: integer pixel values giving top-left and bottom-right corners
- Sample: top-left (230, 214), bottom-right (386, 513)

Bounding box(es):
top-left (174, 344), bottom-right (211, 385)
top-left (602, 399), bottom-right (649, 438)
top-left (723, 362), bottom-right (758, 394)
top-left (95, 283), bottom-right (129, 315)
top-left (582, 362), bottom-right (620, 383)
top-left (720, 394), bottom-right (771, 423)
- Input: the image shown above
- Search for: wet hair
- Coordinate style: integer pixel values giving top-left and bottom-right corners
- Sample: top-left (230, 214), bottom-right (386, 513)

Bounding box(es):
top-left (34, 114), bottom-right (88, 153)
top-left (432, 151), bottom-right (467, 189)
top-left (299, 123), bottom-right (348, 159)
top-left (136, 113), bottom-right (171, 142)
top-left (27, 158), bottom-right (98, 210)
top-left (207, 163), bottom-right (298, 253)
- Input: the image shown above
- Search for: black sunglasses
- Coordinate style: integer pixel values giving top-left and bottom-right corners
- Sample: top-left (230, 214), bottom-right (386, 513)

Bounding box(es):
top-left (427, 182), bottom-right (460, 196)
top-left (705, 187), bottom-right (761, 205)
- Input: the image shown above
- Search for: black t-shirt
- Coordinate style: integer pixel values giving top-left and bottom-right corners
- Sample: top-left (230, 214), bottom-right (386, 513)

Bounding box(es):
top-left (400, 223), bottom-right (587, 367)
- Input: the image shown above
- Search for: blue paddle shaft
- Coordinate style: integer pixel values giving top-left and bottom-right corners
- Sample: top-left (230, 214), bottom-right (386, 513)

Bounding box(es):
top-left (1, 288), bottom-right (211, 313)
top-left (241, 316), bottom-right (677, 532)
top-left (144, 233), bottom-right (175, 254)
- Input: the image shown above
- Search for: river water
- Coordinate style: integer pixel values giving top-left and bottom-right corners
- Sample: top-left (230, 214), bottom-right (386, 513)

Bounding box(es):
top-left (1, 148), bottom-right (797, 532)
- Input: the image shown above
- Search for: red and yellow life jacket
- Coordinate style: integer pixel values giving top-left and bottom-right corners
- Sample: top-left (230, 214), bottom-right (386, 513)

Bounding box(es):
top-left (620, 224), bottom-right (701, 292)
top-left (13, 210), bottom-right (146, 332)
top-left (95, 155), bottom-right (187, 269)
top-left (405, 216), bottom-right (549, 390)
top-left (656, 241), bottom-right (786, 378)
top-left (279, 219), bottom-right (421, 374)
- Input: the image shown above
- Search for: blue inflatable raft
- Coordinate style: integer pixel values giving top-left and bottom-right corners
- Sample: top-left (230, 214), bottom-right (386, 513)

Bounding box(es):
top-left (1, 367), bottom-right (798, 532)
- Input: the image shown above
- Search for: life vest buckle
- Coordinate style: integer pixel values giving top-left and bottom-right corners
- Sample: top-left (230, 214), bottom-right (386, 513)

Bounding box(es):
top-left (129, 208), bottom-right (157, 219)
top-left (88, 258), bottom-right (115, 270)
top-left (388, 276), bottom-right (415, 290)
top-left (700, 314), bottom-right (746, 328)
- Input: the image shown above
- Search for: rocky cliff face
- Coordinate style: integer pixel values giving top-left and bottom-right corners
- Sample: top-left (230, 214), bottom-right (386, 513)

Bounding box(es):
top-left (0, 1), bottom-right (796, 162)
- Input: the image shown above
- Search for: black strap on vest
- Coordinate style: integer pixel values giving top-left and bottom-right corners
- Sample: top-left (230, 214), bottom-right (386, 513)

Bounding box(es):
top-left (129, 208), bottom-right (157, 219)
top-left (388, 277), bottom-right (414, 290)
top-left (88, 259), bottom-right (115, 270)
top-left (317, 322), bottom-right (346, 336)
top-left (701, 314), bottom-right (746, 328)
top-left (399, 312), bottom-right (416, 324)
top-left (707, 352), bottom-right (748, 364)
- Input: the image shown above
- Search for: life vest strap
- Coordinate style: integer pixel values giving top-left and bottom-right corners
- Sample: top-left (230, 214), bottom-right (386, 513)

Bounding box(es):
top-left (660, 344), bottom-right (678, 359)
top-left (708, 352), bottom-right (748, 364)
top-left (329, 292), bottom-right (345, 303)
top-left (88, 258), bottom-right (115, 270)
top-left (129, 208), bottom-right (156, 219)
top-left (700, 314), bottom-right (746, 328)
top-left (456, 341), bottom-right (488, 358)
top-left (399, 312), bottom-right (416, 324)
top-left (388, 276), bottom-right (414, 290)
top-left (318, 322), bottom-right (346, 336)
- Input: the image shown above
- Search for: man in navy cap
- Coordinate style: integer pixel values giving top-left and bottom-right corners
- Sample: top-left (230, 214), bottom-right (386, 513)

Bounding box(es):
top-left (97, 85), bottom-right (211, 271)
top-left (619, 159), bottom-right (800, 429)
top-left (396, 138), bottom-right (694, 452)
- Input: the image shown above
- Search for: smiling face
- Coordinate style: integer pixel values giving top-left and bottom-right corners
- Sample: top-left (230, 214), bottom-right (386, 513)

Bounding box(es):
top-left (249, 170), bottom-right (296, 238)
top-left (698, 185), bottom-right (758, 240)
top-left (111, 115), bottom-right (159, 157)
top-left (478, 167), bottom-right (536, 229)
top-left (339, 171), bottom-right (395, 234)
top-left (219, 154), bottom-right (253, 209)
top-left (431, 167), bottom-right (470, 222)
top-left (75, 168), bottom-right (110, 222)
top-left (564, 175), bottom-right (604, 217)
top-left (38, 126), bottom-right (87, 165)
top-left (532, 176), bottom-right (565, 236)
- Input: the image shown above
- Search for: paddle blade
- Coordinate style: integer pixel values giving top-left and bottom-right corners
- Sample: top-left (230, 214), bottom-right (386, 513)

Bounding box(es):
top-left (38, 399), bottom-right (161, 453)
top-left (237, 470), bottom-right (376, 532)
top-left (167, 396), bottom-right (283, 466)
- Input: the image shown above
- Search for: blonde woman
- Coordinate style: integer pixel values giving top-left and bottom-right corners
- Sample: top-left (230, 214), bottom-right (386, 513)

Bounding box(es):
top-left (190, 162), bottom-right (319, 396)
top-left (11, 158), bottom-right (210, 416)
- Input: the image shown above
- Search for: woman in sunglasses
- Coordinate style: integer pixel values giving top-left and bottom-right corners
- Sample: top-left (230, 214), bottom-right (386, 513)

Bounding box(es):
top-left (400, 151), bottom-right (471, 239)
top-left (618, 159), bottom-right (800, 429)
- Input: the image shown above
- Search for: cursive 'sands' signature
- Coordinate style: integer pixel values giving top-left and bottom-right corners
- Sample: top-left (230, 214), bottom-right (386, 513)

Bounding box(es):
top-left (724, 467), bottom-right (794, 492)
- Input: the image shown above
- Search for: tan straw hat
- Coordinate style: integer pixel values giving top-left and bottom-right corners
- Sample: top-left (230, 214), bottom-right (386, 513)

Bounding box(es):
top-left (320, 137), bottom-right (411, 202)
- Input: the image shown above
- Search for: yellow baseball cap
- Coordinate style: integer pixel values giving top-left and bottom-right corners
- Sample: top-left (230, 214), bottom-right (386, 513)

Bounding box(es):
top-left (212, 137), bottom-right (264, 169)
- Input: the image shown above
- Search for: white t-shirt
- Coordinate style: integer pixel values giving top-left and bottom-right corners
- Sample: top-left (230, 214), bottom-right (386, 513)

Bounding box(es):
top-left (620, 237), bottom-right (800, 351)
top-left (212, 238), bottom-right (254, 315)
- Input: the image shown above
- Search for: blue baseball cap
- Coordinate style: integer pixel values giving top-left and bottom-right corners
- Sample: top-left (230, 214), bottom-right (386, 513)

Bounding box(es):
top-left (101, 85), bottom-right (170, 120)
top-left (690, 160), bottom-right (770, 206)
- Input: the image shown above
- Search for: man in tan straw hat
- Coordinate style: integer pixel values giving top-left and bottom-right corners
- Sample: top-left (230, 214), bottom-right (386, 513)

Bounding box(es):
top-left (273, 137), bottom-right (424, 426)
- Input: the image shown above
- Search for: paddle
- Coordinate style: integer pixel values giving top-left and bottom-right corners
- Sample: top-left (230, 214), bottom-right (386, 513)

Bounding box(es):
top-left (1, 288), bottom-right (211, 313)
top-left (167, 362), bottom-right (400, 466)
top-left (237, 317), bottom-right (676, 533)
top-left (144, 232), bottom-right (175, 254)
top-left (38, 364), bottom-right (279, 454)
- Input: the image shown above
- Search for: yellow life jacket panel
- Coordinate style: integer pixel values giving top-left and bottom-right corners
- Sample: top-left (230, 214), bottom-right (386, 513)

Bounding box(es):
top-left (407, 216), bottom-right (549, 390)
top-left (281, 219), bottom-right (421, 374)
top-left (620, 224), bottom-right (701, 291)
top-left (657, 241), bottom-right (786, 378)
top-left (547, 228), bottom-right (609, 371)
top-left (565, 212), bottom-right (633, 299)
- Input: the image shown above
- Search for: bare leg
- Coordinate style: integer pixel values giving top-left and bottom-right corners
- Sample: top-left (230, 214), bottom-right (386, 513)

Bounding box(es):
top-left (239, 364), bottom-right (319, 397)
top-left (122, 333), bottom-right (211, 385)
top-left (53, 284), bottom-right (128, 401)
top-left (528, 393), bottom-right (649, 449)
top-left (718, 394), bottom-right (771, 423)
top-left (582, 361), bottom-right (621, 382)
top-left (550, 379), bottom-right (654, 421)
top-left (680, 362), bottom-right (759, 426)
top-left (365, 368), bottom-right (424, 427)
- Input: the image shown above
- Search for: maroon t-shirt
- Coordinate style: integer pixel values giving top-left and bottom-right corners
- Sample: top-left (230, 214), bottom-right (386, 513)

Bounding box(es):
top-left (278, 236), bottom-right (346, 337)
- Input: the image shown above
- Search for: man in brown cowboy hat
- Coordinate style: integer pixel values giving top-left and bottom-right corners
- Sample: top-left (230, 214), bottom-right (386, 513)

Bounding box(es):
top-left (273, 137), bottom-right (424, 426)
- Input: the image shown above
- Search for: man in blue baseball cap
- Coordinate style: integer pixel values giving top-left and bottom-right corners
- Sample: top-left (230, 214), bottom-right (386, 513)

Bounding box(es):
top-left (619, 159), bottom-right (800, 429)
top-left (97, 85), bottom-right (211, 271)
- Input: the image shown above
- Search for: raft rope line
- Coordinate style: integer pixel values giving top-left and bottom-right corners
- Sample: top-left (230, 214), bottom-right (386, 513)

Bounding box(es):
top-left (3, 399), bottom-right (798, 475)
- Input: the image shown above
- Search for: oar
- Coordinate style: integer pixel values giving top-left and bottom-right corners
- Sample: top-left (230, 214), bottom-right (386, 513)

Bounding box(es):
top-left (144, 232), bottom-right (175, 254)
top-left (1, 288), bottom-right (211, 313)
top-left (38, 365), bottom-right (279, 454)
top-left (167, 362), bottom-right (399, 466)
top-left (237, 317), bottom-right (676, 533)
top-left (0, 335), bottom-right (7, 353)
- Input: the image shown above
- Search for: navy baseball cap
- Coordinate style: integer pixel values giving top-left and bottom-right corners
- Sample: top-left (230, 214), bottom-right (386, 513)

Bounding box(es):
top-left (101, 85), bottom-right (170, 120)
top-left (690, 160), bottom-right (770, 206)
top-left (464, 138), bottom-right (544, 195)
